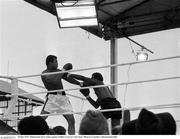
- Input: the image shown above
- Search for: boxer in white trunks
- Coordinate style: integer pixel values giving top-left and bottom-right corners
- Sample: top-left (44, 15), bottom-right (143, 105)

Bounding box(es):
top-left (41, 55), bottom-right (81, 135)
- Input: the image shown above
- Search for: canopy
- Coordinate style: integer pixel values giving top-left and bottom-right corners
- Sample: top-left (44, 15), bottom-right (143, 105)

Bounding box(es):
top-left (24, 0), bottom-right (180, 40)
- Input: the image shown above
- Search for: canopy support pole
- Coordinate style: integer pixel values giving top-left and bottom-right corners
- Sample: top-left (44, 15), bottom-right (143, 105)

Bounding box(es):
top-left (110, 38), bottom-right (118, 98)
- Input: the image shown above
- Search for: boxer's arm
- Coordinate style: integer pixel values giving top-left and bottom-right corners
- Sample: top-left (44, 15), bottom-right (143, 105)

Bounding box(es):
top-left (69, 74), bottom-right (95, 85)
top-left (86, 97), bottom-right (100, 108)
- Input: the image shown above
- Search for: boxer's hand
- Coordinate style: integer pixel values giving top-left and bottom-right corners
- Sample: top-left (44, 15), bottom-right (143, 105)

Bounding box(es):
top-left (80, 88), bottom-right (90, 97)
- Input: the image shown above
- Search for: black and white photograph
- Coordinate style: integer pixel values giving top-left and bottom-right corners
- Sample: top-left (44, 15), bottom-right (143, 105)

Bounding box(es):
top-left (0, 0), bottom-right (180, 137)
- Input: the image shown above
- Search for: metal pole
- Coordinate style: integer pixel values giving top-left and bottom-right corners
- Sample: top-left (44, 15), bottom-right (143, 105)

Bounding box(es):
top-left (110, 38), bottom-right (118, 98)
top-left (110, 38), bottom-right (120, 128)
top-left (4, 78), bottom-right (18, 117)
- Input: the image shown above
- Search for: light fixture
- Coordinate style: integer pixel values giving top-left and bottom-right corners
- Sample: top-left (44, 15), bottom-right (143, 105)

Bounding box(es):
top-left (53, 0), bottom-right (98, 28)
top-left (136, 49), bottom-right (148, 61)
top-left (125, 36), bottom-right (153, 61)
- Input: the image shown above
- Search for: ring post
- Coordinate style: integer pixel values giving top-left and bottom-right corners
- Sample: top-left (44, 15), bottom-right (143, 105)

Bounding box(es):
top-left (4, 78), bottom-right (18, 117)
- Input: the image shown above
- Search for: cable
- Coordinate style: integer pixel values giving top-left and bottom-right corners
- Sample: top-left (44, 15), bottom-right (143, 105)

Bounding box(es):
top-left (85, 31), bottom-right (90, 39)
top-left (123, 64), bottom-right (132, 107)
top-left (122, 64), bottom-right (132, 126)
top-left (128, 39), bottom-right (137, 59)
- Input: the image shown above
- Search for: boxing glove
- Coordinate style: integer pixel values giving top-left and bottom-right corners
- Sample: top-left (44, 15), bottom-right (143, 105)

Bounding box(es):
top-left (63, 63), bottom-right (73, 70)
top-left (80, 88), bottom-right (90, 97)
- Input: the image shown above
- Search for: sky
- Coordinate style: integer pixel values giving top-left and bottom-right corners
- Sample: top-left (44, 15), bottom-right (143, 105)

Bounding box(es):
top-left (0, 0), bottom-right (180, 134)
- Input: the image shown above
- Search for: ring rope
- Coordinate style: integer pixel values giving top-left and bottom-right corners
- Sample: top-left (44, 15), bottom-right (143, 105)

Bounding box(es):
top-left (6, 75), bottom-right (180, 98)
top-left (18, 79), bottom-right (45, 89)
top-left (1, 56), bottom-right (179, 99)
top-left (17, 79), bottom-right (85, 100)
top-left (66, 93), bottom-right (86, 100)
top-left (18, 97), bottom-right (43, 106)
top-left (0, 56), bottom-right (179, 129)
top-left (0, 56), bottom-right (179, 123)
top-left (1, 103), bottom-right (180, 119)
top-left (2, 91), bottom-right (86, 100)
top-left (13, 55), bottom-right (180, 79)
top-left (0, 75), bottom-right (12, 79)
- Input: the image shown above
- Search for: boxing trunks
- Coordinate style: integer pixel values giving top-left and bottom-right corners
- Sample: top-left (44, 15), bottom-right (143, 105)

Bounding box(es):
top-left (43, 93), bottom-right (73, 114)
top-left (99, 97), bottom-right (122, 119)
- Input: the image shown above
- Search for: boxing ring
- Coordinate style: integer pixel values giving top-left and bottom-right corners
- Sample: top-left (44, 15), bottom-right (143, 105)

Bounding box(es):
top-left (0, 55), bottom-right (180, 134)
